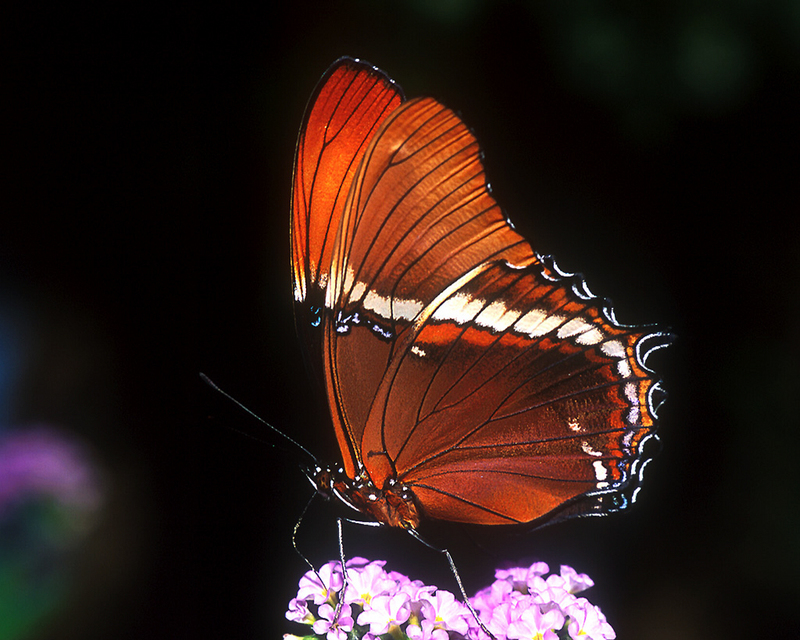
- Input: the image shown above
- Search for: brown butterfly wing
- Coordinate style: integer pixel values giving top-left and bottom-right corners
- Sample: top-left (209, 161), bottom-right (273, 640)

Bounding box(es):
top-left (321, 95), bottom-right (668, 525)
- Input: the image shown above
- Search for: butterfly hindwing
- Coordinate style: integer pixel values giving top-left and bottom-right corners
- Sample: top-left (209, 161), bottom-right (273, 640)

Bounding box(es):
top-left (362, 259), bottom-right (667, 525)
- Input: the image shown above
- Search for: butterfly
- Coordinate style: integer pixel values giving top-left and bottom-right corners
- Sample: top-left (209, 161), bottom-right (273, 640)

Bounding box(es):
top-left (290, 57), bottom-right (670, 532)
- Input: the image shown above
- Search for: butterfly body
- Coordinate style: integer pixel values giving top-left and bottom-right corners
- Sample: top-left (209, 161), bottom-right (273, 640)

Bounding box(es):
top-left (292, 58), bottom-right (670, 531)
top-left (306, 462), bottom-right (421, 529)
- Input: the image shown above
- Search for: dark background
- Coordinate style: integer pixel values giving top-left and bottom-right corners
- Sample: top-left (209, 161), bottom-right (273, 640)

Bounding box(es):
top-left (3, 2), bottom-right (799, 639)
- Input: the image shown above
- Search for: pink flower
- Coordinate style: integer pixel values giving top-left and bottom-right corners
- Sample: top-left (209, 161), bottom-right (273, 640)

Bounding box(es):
top-left (343, 559), bottom-right (395, 607)
top-left (419, 589), bottom-right (470, 636)
top-left (297, 562), bottom-right (343, 605)
top-left (497, 562), bottom-right (549, 594)
top-left (535, 577), bottom-right (574, 611)
top-left (483, 597), bottom-right (517, 639)
top-left (357, 592), bottom-right (411, 634)
top-left (407, 618), bottom-right (450, 640)
top-left (312, 603), bottom-right (353, 640)
top-left (557, 565), bottom-right (594, 594)
top-left (286, 559), bottom-right (615, 640)
top-left (345, 556), bottom-right (371, 569)
top-left (470, 577), bottom-right (514, 625)
top-left (506, 603), bottom-right (565, 640)
top-left (387, 568), bottom-right (434, 603)
top-left (285, 597), bottom-right (312, 624)
top-left (566, 600), bottom-right (615, 639)
top-left (495, 566), bottom-right (533, 584)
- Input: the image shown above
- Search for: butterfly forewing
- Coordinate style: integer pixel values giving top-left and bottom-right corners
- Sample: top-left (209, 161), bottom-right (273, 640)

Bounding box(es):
top-left (291, 58), bottom-right (403, 387)
top-left (327, 97), bottom-right (536, 326)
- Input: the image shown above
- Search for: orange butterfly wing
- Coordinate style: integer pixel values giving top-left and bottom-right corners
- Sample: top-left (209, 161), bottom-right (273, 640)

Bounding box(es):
top-left (294, 58), bottom-right (670, 526)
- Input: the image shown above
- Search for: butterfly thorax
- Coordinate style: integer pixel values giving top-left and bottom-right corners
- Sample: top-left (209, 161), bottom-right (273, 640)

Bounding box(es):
top-left (307, 463), bottom-right (421, 530)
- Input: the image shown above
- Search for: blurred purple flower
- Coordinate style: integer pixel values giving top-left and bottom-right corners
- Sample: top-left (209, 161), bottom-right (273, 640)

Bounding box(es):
top-left (0, 425), bottom-right (106, 639)
top-left (0, 426), bottom-right (102, 518)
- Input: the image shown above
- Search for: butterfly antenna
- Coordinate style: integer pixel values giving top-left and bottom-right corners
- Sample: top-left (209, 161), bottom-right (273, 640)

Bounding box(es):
top-left (200, 372), bottom-right (317, 463)
top-left (406, 528), bottom-right (496, 640)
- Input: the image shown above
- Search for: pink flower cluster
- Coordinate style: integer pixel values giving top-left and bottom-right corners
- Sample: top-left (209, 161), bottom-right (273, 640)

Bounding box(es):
top-left (469, 562), bottom-right (615, 640)
top-left (285, 558), bottom-right (615, 640)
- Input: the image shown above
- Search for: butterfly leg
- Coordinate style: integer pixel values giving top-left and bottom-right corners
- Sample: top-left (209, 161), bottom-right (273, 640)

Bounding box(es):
top-left (291, 491), bottom-right (322, 577)
top-left (293, 501), bottom-right (351, 626)
top-left (334, 517), bottom-right (350, 623)
top-left (406, 528), bottom-right (496, 640)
